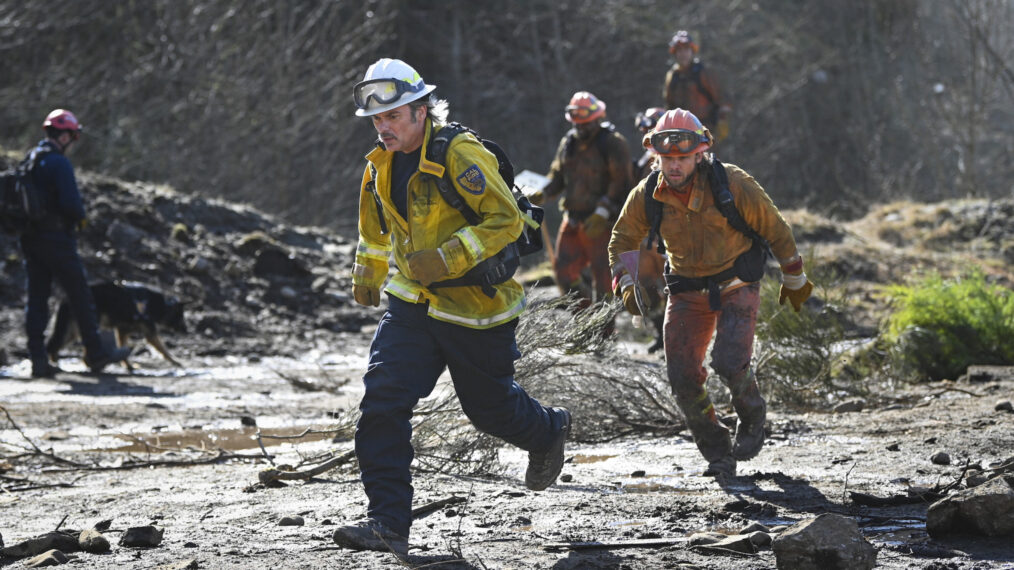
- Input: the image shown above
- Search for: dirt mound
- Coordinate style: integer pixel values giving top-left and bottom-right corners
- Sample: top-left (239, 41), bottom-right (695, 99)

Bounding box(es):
top-left (1, 161), bottom-right (374, 364)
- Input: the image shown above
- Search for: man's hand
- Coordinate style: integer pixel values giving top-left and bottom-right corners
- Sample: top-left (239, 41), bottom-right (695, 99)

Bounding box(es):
top-left (527, 189), bottom-right (545, 206)
top-left (621, 286), bottom-right (641, 316)
top-left (407, 247), bottom-right (450, 286)
top-left (353, 285), bottom-right (380, 307)
top-left (779, 279), bottom-right (813, 312)
top-left (583, 206), bottom-right (612, 239)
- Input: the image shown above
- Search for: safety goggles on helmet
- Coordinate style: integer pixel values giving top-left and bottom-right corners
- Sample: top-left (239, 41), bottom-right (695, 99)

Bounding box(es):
top-left (649, 129), bottom-right (708, 155)
top-left (635, 114), bottom-right (655, 131)
top-left (353, 78), bottom-right (426, 110)
top-left (565, 105), bottom-right (599, 122)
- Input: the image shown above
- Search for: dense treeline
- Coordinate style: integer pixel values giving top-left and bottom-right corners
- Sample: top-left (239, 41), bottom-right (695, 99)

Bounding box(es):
top-left (1, 0), bottom-right (1011, 233)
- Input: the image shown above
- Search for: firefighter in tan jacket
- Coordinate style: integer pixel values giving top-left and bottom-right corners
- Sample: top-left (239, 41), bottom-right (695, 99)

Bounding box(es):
top-left (608, 109), bottom-right (813, 478)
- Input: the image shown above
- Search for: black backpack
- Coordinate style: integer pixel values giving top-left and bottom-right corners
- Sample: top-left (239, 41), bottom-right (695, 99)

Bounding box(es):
top-left (643, 157), bottom-right (771, 309)
top-left (366, 122), bottom-right (544, 298)
top-left (0, 147), bottom-right (52, 235)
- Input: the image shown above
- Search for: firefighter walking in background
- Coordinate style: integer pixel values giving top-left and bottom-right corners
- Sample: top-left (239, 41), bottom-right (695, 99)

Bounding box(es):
top-left (608, 109), bottom-right (813, 478)
top-left (528, 91), bottom-right (633, 307)
top-left (663, 31), bottom-right (732, 143)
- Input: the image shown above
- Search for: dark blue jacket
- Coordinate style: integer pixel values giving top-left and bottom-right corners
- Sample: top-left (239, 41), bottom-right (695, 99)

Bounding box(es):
top-left (31, 140), bottom-right (86, 227)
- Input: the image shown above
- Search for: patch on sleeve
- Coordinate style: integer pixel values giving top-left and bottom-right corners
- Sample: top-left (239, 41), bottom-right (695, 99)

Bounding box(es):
top-left (456, 164), bottom-right (486, 195)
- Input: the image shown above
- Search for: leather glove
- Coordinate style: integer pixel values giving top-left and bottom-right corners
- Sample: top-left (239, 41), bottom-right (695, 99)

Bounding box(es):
top-left (583, 206), bottom-right (612, 239)
top-left (715, 118), bottom-right (730, 142)
top-left (353, 284), bottom-right (380, 307)
top-left (406, 246), bottom-right (450, 287)
top-left (621, 286), bottom-right (641, 316)
top-left (779, 279), bottom-right (814, 312)
top-left (527, 189), bottom-right (545, 206)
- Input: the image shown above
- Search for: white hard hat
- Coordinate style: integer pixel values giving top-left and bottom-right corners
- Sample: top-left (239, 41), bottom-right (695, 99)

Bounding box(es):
top-left (353, 58), bottom-right (437, 117)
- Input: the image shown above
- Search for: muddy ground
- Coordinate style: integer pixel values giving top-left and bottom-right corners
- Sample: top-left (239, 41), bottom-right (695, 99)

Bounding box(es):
top-left (2, 165), bottom-right (1014, 569)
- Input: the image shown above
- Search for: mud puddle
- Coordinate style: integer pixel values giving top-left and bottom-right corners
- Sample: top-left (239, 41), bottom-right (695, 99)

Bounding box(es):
top-left (93, 424), bottom-right (349, 453)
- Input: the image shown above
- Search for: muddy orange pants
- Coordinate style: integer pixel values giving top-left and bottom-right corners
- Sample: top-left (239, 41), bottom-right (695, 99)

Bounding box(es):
top-left (663, 282), bottom-right (763, 462)
top-left (553, 217), bottom-right (612, 302)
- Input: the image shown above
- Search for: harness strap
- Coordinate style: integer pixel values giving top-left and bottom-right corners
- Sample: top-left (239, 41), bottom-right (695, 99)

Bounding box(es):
top-left (664, 266), bottom-right (739, 311)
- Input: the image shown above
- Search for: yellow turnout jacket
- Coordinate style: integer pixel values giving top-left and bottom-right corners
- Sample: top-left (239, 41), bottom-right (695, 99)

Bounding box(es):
top-left (353, 118), bottom-right (525, 329)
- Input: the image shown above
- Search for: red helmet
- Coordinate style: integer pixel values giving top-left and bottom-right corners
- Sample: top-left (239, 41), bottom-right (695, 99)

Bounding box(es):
top-left (643, 108), bottom-right (713, 156)
top-left (43, 109), bottom-right (82, 132)
top-left (565, 91), bottom-right (606, 124)
top-left (635, 107), bottom-right (666, 133)
top-left (668, 30), bottom-right (698, 55)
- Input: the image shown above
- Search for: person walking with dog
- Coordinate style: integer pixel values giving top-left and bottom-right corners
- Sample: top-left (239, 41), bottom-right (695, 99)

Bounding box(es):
top-left (608, 109), bottom-right (813, 478)
top-left (663, 31), bottom-right (731, 143)
top-left (19, 109), bottom-right (129, 377)
top-left (335, 58), bottom-right (571, 558)
top-left (528, 91), bottom-right (633, 309)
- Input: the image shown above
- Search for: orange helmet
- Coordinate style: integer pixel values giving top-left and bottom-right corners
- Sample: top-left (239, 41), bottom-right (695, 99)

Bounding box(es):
top-left (564, 91), bottom-right (606, 124)
top-left (643, 108), bottom-right (713, 156)
top-left (668, 30), bottom-right (698, 55)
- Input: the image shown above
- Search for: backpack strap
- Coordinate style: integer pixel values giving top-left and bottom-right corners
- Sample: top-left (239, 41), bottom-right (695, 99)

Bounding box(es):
top-left (642, 171), bottom-right (664, 254)
top-left (706, 157), bottom-right (768, 247)
top-left (366, 163), bottom-right (388, 235)
top-left (564, 122), bottom-right (616, 165)
top-left (425, 122), bottom-right (481, 226)
top-left (689, 62), bottom-right (716, 106)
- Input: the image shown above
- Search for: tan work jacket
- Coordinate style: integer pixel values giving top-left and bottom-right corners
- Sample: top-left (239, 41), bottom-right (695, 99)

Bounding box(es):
top-left (543, 125), bottom-right (633, 219)
top-left (608, 160), bottom-right (799, 280)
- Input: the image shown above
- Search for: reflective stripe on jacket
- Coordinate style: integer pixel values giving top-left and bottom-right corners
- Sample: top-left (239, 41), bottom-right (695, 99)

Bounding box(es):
top-left (608, 162), bottom-right (799, 279)
top-left (353, 118), bottom-right (525, 329)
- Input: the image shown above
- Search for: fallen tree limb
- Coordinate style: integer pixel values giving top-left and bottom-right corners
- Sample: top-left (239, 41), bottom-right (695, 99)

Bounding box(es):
top-left (0, 405), bottom-right (86, 467)
top-left (543, 538), bottom-right (687, 552)
top-left (257, 450), bottom-right (354, 484)
top-left (42, 449), bottom-right (269, 472)
top-left (411, 495), bottom-right (466, 518)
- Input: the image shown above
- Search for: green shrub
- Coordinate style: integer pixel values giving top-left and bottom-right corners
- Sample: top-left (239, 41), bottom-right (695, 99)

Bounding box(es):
top-left (882, 270), bottom-right (1014, 381)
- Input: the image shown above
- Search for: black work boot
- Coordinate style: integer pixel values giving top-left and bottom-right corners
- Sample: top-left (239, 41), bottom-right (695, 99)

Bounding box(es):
top-left (332, 519), bottom-right (408, 558)
top-left (31, 361), bottom-right (60, 379)
top-left (703, 454), bottom-right (736, 478)
top-left (525, 407), bottom-right (571, 491)
top-left (730, 375), bottom-right (767, 461)
top-left (85, 346), bottom-right (131, 374)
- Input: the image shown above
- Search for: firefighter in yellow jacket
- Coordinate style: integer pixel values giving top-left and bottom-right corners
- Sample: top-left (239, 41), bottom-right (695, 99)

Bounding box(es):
top-left (334, 58), bottom-right (571, 558)
top-left (608, 109), bottom-right (813, 478)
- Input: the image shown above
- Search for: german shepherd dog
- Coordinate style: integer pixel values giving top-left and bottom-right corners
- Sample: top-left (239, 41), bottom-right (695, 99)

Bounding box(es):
top-left (47, 281), bottom-right (186, 372)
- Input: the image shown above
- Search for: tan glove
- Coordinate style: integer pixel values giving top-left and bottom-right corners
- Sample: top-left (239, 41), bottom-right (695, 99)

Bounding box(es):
top-left (621, 286), bottom-right (641, 316)
top-left (779, 274), bottom-right (813, 312)
top-left (715, 118), bottom-right (730, 142)
top-left (353, 285), bottom-right (380, 307)
top-left (406, 246), bottom-right (450, 286)
top-left (527, 189), bottom-right (545, 206)
top-left (583, 206), bottom-right (612, 239)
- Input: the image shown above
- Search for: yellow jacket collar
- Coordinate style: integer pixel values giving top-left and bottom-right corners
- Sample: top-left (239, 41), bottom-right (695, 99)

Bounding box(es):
top-left (364, 117), bottom-right (446, 178)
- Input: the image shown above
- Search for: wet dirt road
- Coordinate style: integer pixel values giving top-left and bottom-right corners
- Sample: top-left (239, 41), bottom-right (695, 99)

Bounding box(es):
top-left (2, 344), bottom-right (1014, 569)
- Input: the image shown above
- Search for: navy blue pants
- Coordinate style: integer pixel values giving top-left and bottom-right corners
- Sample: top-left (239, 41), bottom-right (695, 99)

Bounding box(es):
top-left (20, 231), bottom-right (104, 365)
top-left (356, 295), bottom-right (564, 537)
